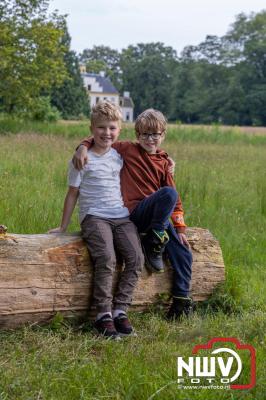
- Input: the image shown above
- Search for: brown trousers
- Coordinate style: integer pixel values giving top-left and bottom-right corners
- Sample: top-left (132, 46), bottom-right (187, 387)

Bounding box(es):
top-left (81, 215), bottom-right (144, 313)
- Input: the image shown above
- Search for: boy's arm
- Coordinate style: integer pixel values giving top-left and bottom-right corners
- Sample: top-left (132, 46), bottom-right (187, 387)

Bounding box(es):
top-left (163, 172), bottom-right (190, 247)
top-left (73, 144), bottom-right (89, 170)
top-left (170, 193), bottom-right (190, 248)
top-left (73, 138), bottom-right (130, 170)
top-left (164, 171), bottom-right (185, 229)
top-left (72, 137), bottom-right (92, 170)
top-left (48, 186), bottom-right (79, 233)
top-left (167, 157), bottom-right (175, 175)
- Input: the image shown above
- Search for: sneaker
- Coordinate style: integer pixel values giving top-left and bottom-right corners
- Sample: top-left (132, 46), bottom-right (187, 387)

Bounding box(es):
top-left (141, 229), bottom-right (169, 273)
top-left (94, 314), bottom-right (121, 340)
top-left (114, 313), bottom-right (136, 336)
top-left (166, 297), bottom-right (193, 321)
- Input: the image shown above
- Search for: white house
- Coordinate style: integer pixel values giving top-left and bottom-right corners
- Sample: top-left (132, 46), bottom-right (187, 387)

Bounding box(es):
top-left (80, 66), bottom-right (134, 122)
top-left (120, 92), bottom-right (134, 122)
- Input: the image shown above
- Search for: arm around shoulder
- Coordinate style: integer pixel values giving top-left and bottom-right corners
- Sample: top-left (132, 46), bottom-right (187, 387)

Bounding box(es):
top-left (73, 139), bottom-right (91, 170)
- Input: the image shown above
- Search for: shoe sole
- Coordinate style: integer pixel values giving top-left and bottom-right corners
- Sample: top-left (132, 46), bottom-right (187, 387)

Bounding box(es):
top-left (93, 328), bottom-right (122, 341)
top-left (117, 331), bottom-right (138, 338)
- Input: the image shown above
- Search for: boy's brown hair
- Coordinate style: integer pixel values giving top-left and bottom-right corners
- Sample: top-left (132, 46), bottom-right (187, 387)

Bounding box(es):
top-left (90, 101), bottom-right (123, 127)
top-left (135, 109), bottom-right (167, 136)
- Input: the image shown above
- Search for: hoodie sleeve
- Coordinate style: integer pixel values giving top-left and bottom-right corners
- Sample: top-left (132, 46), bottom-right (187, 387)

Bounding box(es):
top-left (78, 137), bottom-right (130, 156)
top-left (78, 136), bottom-right (93, 150)
top-left (164, 170), bottom-right (186, 233)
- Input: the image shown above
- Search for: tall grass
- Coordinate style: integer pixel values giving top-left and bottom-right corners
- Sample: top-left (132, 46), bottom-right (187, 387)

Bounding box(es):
top-left (0, 126), bottom-right (265, 399)
top-left (2, 115), bottom-right (266, 145)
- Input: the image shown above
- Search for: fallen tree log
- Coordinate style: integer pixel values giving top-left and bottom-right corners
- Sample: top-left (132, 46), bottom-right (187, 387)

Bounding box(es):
top-left (0, 228), bottom-right (225, 329)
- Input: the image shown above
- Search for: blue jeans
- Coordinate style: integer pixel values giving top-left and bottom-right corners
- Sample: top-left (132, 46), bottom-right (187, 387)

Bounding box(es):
top-left (130, 187), bottom-right (193, 297)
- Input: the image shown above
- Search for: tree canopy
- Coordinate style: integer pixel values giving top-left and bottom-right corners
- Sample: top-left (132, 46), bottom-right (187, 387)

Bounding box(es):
top-left (169, 10), bottom-right (266, 125)
top-left (50, 25), bottom-right (89, 119)
top-left (1, 4), bottom-right (265, 125)
top-left (0, 0), bottom-right (67, 113)
top-left (79, 10), bottom-right (266, 125)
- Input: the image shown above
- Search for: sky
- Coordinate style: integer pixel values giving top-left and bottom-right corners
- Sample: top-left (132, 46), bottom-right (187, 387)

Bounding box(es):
top-left (49, 0), bottom-right (265, 55)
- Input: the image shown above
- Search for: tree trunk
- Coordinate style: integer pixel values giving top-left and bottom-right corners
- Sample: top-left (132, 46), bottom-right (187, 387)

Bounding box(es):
top-left (0, 228), bottom-right (225, 329)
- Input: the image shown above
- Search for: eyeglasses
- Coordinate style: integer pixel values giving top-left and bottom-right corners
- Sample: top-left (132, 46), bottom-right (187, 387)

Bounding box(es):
top-left (139, 133), bottom-right (163, 140)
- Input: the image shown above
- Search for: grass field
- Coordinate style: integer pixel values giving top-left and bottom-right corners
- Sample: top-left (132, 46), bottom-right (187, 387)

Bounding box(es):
top-left (0, 121), bottom-right (265, 399)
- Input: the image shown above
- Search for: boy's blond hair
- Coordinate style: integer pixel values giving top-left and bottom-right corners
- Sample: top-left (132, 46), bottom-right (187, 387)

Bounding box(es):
top-left (135, 109), bottom-right (167, 136)
top-left (90, 101), bottom-right (123, 127)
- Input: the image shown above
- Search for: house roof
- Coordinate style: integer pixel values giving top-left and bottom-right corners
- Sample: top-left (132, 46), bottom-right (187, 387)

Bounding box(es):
top-left (82, 73), bottom-right (119, 94)
top-left (120, 96), bottom-right (134, 108)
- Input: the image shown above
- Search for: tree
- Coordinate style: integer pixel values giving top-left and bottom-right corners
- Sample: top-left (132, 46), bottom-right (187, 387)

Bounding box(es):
top-left (0, 0), bottom-right (67, 113)
top-left (180, 36), bottom-right (226, 64)
top-left (120, 43), bottom-right (178, 117)
top-left (224, 11), bottom-right (266, 125)
top-left (170, 10), bottom-right (266, 125)
top-left (51, 26), bottom-right (89, 119)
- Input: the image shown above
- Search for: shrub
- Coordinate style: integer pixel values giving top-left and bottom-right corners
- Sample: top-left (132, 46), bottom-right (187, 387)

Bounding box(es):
top-left (29, 97), bottom-right (61, 122)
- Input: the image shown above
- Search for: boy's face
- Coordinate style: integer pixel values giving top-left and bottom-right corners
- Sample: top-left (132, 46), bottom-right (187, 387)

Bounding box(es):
top-left (91, 119), bottom-right (121, 150)
top-left (137, 131), bottom-right (165, 154)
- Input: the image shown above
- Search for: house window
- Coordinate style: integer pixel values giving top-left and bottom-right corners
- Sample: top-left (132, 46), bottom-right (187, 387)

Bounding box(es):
top-left (126, 112), bottom-right (130, 121)
top-left (96, 97), bottom-right (100, 104)
top-left (87, 84), bottom-right (91, 91)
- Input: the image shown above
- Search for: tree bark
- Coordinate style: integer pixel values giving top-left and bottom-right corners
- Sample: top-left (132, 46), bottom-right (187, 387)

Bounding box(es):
top-left (0, 228), bottom-right (225, 329)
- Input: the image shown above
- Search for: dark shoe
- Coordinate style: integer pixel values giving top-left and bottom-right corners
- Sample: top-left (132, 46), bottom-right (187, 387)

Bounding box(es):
top-left (166, 297), bottom-right (193, 321)
top-left (114, 313), bottom-right (136, 336)
top-left (94, 314), bottom-right (121, 340)
top-left (142, 230), bottom-right (169, 273)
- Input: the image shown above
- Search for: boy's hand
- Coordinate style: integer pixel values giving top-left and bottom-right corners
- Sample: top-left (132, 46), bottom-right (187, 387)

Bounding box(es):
top-left (167, 157), bottom-right (176, 175)
top-left (72, 145), bottom-right (88, 170)
top-left (177, 232), bottom-right (190, 249)
top-left (48, 227), bottom-right (66, 234)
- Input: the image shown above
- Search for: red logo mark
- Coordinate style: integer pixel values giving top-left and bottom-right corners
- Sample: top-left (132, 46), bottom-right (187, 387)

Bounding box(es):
top-left (192, 337), bottom-right (256, 389)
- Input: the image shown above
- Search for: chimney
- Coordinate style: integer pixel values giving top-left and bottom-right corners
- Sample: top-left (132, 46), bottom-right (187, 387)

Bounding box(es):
top-left (99, 71), bottom-right (105, 77)
top-left (79, 64), bottom-right (86, 74)
top-left (123, 91), bottom-right (130, 97)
